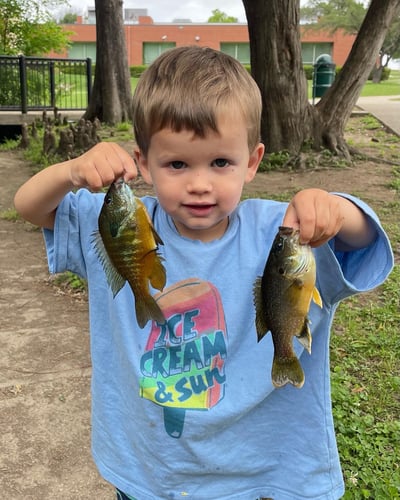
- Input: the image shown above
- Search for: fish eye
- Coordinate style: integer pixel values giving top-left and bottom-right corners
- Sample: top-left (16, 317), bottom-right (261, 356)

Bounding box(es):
top-left (278, 267), bottom-right (285, 275)
top-left (105, 194), bottom-right (112, 204)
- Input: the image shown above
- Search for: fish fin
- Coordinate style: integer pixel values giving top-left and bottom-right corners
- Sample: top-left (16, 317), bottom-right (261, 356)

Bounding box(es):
top-left (92, 231), bottom-right (126, 297)
top-left (135, 294), bottom-right (166, 329)
top-left (293, 277), bottom-right (305, 288)
top-left (253, 276), bottom-right (269, 342)
top-left (148, 253), bottom-right (166, 292)
top-left (313, 286), bottom-right (323, 308)
top-left (272, 356), bottom-right (305, 389)
top-left (296, 318), bottom-right (312, 354)
top-left (151, 224), bottom-right (164, 246)
top-left (141, 203), bottom-right (164, 246)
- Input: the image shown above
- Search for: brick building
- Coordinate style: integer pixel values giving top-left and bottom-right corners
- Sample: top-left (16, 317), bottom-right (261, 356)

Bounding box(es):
top-left (59, 9), bottom-right (355, 67)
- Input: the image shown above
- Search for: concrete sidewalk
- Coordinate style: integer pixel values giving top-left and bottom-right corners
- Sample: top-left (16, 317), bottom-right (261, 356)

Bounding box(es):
top-left (356, 95), bottom-right (400, 136)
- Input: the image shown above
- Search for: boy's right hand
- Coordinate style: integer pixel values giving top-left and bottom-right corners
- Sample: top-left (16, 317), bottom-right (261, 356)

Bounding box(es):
top-left (69, 142), bottom-right (137, 191)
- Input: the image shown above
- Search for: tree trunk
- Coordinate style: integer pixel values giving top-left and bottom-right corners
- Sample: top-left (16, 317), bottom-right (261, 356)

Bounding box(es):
top-left (242, 0), bottom-right (400, 157)
top-left (243, 0), bottom-right (313, 154)
top-left (84, 0), bottom-right (132, 124)
top-left (372, 65), bottom-right (384, 83)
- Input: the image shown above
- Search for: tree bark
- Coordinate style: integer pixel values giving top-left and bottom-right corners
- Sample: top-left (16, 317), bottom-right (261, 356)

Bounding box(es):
top-left (243, 0), bottom-right (312, 154)
top-left (84, 0), bottom-right (132, 124)
top-left (243, 0), bottom-right (400, 157)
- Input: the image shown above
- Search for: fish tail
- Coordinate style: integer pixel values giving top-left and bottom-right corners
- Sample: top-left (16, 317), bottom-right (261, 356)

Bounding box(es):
top-left (272, 356), bottom-right (305, 389)
top-left (135, 294), bottom-right (166, 329)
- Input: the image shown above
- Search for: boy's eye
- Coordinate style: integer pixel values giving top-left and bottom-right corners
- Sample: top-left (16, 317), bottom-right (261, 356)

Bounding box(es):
top-left (170, 160), bottom-right (186, 170)
top-left (213, 158), bottom-right (229, 168)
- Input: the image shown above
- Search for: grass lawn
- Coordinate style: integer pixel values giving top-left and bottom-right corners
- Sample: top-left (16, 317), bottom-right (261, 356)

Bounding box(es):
top-left (305, 70), bottom-right (400, 99)
top-left (361, 69), bottom-right (400, 96)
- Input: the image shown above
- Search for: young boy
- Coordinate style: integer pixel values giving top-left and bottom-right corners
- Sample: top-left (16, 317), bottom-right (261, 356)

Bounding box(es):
top-left (14, 46), bottom-right (393, 500)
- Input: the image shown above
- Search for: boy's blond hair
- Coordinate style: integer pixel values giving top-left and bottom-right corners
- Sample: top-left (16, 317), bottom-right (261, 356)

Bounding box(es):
top-left (132, 46), bottom-right (262, 155)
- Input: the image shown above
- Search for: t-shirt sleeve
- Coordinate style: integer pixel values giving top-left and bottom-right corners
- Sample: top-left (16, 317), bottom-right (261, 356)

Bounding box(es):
top-left (43, 189), bottom-right (103, 278)
top-left (316, 194), bottom-right (393, 305)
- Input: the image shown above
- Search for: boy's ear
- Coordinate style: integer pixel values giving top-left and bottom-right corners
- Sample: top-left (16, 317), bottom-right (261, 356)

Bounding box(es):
top-left (134, 147), bottom-right (153, 185)
top-left (245, 142), bottom-right (265, 183)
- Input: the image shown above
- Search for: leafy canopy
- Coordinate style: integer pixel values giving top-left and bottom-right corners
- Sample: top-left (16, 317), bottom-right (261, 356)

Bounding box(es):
top-left (301, 0), bottom-right (366, 34)
top-left (0, 0), bottom-right (72, 55)
top-left (59, 13), bottom-right (78, 24)
top-left (207, 9), bottom-right (238, 23)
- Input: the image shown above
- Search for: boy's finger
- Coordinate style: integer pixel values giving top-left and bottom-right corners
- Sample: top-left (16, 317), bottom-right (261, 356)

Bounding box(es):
top-left (281, 203), bottom-right (300, 231)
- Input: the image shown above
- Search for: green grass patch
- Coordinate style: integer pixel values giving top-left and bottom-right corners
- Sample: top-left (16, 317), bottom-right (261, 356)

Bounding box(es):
top-left (388, 167), bottom-right (400, 192)
top-left (358, 115), bottom-right (382, 130)
top-left (0, 138), bottom-right (21, 151)
top-left (360, 69), bottom-right (400, 97)
top-left (131, 77), bottom-right (139, 92)
top-left (51, 271), bottom-right (87, 294)
top-left (308, 69), bottom-right (400, 99)
top-left (0, 208), bottom-right (20, 221)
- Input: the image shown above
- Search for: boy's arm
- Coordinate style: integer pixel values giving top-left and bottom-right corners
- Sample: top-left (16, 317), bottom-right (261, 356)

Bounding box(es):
top-left (14, 142), bottom-right (137, 230)
top-left (283, 188), bottom-right (376, 250)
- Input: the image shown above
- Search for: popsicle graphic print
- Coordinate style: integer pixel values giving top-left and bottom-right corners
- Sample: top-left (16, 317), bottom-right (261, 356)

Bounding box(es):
top-left (140, 278), bottom-right (228, 437)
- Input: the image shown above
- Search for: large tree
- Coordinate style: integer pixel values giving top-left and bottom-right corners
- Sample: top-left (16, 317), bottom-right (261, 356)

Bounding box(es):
top-left (242, 0), bottom-right (400, 158)
top-left (84, 0), bottom-right (132, 124)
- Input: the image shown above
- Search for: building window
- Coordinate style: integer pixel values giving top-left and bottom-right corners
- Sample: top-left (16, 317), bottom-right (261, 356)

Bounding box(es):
top-left (220, 43), bottom-right (250, 64)
top-left (143, 42), bottom-right (176, 65)
top-left (301, 43), bottom-right (333, 64)
top-left (68, 42), bottom-right (97, 62)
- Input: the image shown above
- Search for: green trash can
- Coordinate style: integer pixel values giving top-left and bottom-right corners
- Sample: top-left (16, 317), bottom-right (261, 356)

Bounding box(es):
top-left (312, 54), bottom-right (336, 101)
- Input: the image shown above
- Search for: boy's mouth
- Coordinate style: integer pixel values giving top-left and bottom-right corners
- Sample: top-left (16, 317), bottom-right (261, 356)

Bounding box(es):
top-left (183, 203), bottom-right (216, 216)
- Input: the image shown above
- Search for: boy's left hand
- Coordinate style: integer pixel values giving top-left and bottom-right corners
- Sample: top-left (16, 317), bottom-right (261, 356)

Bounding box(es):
top-left (282, 189), bottom-right (345, 247)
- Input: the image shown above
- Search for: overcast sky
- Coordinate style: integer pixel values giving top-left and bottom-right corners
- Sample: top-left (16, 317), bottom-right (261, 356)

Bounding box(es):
top-left (66, 0), bottom-right (247, 23)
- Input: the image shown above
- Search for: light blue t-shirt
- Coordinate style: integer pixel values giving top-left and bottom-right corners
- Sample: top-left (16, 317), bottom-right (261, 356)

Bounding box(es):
top-left (44, 191), bottom-right (393, 500)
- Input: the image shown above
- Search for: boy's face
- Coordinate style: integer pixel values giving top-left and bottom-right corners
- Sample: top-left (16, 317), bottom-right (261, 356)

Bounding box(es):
top-left (135, 112), bottom-right (264, 242)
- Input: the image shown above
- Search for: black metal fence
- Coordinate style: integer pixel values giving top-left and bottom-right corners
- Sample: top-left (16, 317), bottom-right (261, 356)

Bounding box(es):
top-left (0, 55), bottom-right (92, 112)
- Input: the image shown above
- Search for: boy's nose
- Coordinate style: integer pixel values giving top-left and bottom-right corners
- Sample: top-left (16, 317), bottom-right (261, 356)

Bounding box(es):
top-left (187, 171), bottom-right (212, 193)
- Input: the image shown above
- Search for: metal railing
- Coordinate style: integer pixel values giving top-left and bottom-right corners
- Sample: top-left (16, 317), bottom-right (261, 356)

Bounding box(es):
top-left (0, 55), bottom-right (92, 112)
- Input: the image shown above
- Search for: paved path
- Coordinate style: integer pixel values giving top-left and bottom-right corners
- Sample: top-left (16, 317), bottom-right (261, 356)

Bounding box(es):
top-left (356, 95), bottom-right (400, 136)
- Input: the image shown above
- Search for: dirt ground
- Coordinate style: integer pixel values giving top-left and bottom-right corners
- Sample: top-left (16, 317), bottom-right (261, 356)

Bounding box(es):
top-left (0, 116), bottom-right (398, 499)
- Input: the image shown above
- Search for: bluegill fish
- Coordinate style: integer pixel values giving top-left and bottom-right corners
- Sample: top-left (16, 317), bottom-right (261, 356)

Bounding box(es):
top-left (93, 179), bottom-right (166, 328)
top-left (254, 226), bottom-right (322, 388)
